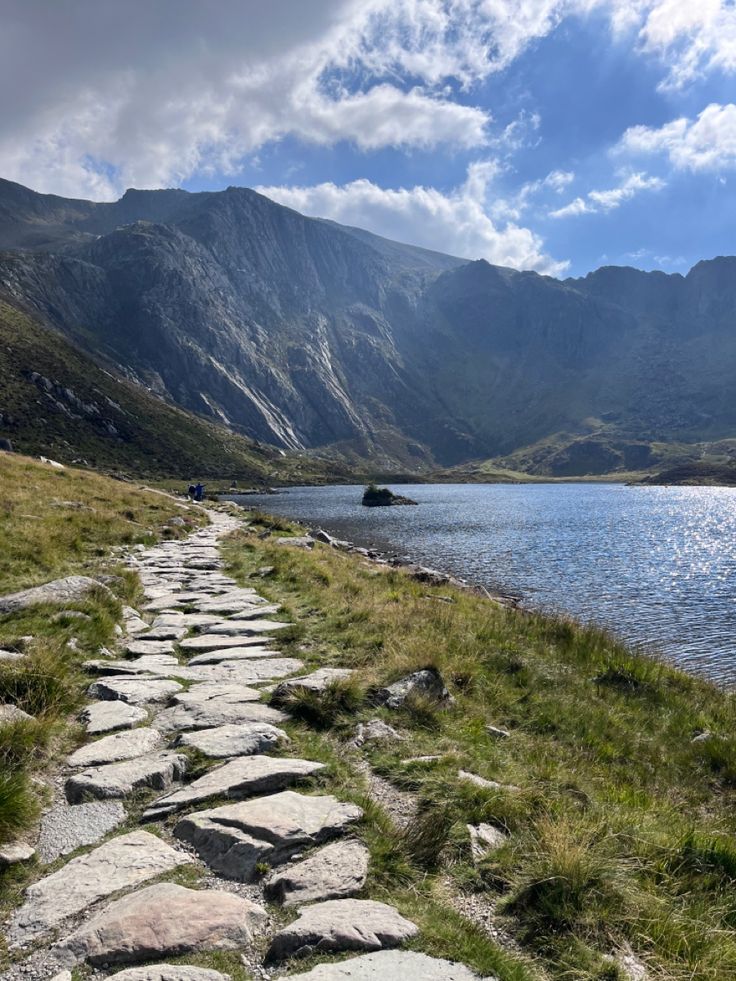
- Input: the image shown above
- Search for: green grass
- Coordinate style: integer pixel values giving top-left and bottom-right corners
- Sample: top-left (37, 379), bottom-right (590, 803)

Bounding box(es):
top-left (221, 515), bottom-right (736, 980)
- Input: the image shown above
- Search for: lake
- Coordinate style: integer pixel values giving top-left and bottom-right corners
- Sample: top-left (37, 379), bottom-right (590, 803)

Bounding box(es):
top-left (233, 483), bottom-right (736, 686)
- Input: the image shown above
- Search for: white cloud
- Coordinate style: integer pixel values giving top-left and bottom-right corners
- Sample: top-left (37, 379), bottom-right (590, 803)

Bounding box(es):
top-left (257, 163), bottom-right (568, 275)
top-left (549, 171), bottom-right (664, 217)
top-left (618, 103), bottom-right (736, 172)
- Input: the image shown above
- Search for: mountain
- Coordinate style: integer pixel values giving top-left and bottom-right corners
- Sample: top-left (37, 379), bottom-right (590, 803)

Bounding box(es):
top-left (0, 299), bottom-right (346, 484)
top-left (1, 177), bottom-right (735, 475)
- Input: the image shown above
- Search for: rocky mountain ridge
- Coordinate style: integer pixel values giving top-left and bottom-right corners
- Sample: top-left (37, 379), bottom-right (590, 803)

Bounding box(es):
top-left (1, 178), bottom-right (734, 473)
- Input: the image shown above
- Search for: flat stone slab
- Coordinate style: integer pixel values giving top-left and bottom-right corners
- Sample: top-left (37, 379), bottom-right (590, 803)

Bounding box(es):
top-left (0, 575), bottom-right (111, 614)
top-left (87, 677), bottom-right (183, 704)
top-left (53, 882), bottom-right (266, 967)
top-left (174, 791), bottom-right (363, 881)
top-left (152, 683), bottom-right (288, 730)
top-left (266, 898), bottom-right (418, 962)
top-left (0, 703), bottom-right (33, 723)
top-left (204, 617), bottom-right (287, 636)
top-left (208, 606), bottom-right (281, 626)
top-left (138, 624), bottom-right (188, 641)
top-left (188, 647), bottom-right (278, 665)
top-left (284, 950), bottom-right (492, 980)
top-left (108, 968), bottom-right (230, 981)
top-left (0, 842), bottom-right (35, 866)
top-left (81, 701), bottom-right (148, 735)
top-left (67, 727), bottom-right (163, 768)
top-left (145, 756), bottom-right (324, 818)
top-left (37, 801), bottom-right (127, 864)
top-left (84, 655), bottom-right (181, 677)
top-left (154, 613), bottom-right (219, 628)
top-left (187, 657), bottom-right (303, 686)
top-left (273, 668), bottom-right (354, 700)
top-left (180, 633), bottom-right (278, 652)
top-left (8, 830), bottom-right (191, 944)
top-left (177, 722), bottom-right (288, 758)
top-left (264, 840), bottom-right (370, 906)
top-left (66, 752), bottom-right (187, 803)
top-left (126, 639), bottom-right (177, 656)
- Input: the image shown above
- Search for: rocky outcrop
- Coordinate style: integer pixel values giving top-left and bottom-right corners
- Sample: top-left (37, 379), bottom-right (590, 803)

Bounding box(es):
top-left (0, 575), bottom-right (111, 613)
top-left (372, 668), bottom-right (453, 710)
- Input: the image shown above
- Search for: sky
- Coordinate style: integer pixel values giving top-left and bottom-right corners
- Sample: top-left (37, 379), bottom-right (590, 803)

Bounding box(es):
top-left (1, 1), bottom-right (735, 277)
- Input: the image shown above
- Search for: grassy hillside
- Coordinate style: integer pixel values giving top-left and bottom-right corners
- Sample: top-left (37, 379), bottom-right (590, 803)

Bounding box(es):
top-left (223, 514), bottom-right (736, 979)
top-left (0, 299), bottom-right (311, 482)
top-left (0, 453), bottom-right (199, 853)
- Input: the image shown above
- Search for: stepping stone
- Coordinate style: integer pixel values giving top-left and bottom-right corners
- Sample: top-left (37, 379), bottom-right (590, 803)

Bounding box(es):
top-left (180, 633), bottom-right (277, 652)
top-left (273, 668), bottom-right (354, 699)
top-left (264, 840), bottom-right (370, 906)
top-left (283, 950), bottom-right (492, 980)
top-left (8, 831), bottom-right (191, 945)
top-left (156, 613), bottom-right (219, 628)
top-left (67, 727), bottom-right (163, 768)
top-left (266, 898), bottom-right (418, 962)
top-left (139, 624), bottom-right (188, 641)
top-left (66, 752), bottom-right (187, 803)
top-left (206, 615), bottom-right (285, 635)
top-left (108, 968), bottom-right (229, 981)
top-left (37, 801), bottom-right (127, 864)
top-left (84, 655), bottom-right (180, 677)
top-left (88, 677), bottom-right (183, 704)
top-left (177, 721), bottom-right (288, 758)
top-left (0, 704), bottom-right (33, 723)
top-left (209, 604), bottom-right (281, 625)
top-left (144, 756), bottom-right (324, 818)
top-left (174, 791), bottom-right (363, 881)
top-left (53, 882), bottom-right (266, 967)
top-left (187, 657), bottom-right (303, 686)
top-left (188, 647), bottom-right (278, 665)
top-left (81, 701), bottom-right (147, 735)
top-left (152, 683), bottom-right (289, 732)
top-left (126, 639), bottom-right (177, 656)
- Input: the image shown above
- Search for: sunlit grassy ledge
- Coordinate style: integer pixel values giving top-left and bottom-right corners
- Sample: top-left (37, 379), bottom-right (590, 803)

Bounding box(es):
top-left (0, 453), bottom-right (202, 866)
top-left (222, 510), bottom-right (736, 980)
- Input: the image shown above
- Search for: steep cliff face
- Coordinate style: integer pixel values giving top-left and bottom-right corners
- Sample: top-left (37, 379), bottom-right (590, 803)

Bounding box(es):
top-left (0, 178), bottom-right (734, 469)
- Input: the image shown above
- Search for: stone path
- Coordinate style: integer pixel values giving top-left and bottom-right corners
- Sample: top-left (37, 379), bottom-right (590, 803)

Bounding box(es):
top-left (1, 508), bottom-right (493, 981)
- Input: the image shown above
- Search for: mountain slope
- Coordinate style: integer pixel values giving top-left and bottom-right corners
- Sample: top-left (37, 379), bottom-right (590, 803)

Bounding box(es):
top-left (1, 179), bottom-right (735, 472)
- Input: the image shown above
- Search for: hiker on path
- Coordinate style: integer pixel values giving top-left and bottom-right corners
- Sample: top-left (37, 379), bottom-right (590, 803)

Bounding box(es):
top-left (195, 482), bottom-right (204, 502)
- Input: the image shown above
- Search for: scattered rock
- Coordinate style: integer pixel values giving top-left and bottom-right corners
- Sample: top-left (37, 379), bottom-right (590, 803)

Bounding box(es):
top-left (80, 701), bottom-right (148, 735)
top-left (468, 823), bottom-right (507, 862)
top-left (65, 752), bottom-right (187, 803)
top-left (177, 721), bottom-right (288, 758)
top-left (350, 719), bottom-right (403, 748)
top-left (37, 801), bottom-right (127, 863)
top-left (458, 770), bottom-right (520, 793)
top-left (8, 831), bottom-right (191, 944)
top-left (284, 950), bottom-right (491, 980)
top-left (53, 882), bottom-right (266, 967)
top-left (272, 668), bottom-right (354, 701)
top-left (275, 536), bottom-right (315, 549)
top-left (0, 703), bottom-right (34, 723)
top-left (168, 517), bottom-right (186, 527)
top-left (0, 575), bottom-right (111, 614)
top-left (266, 898), bottom-right (418, 962)
top-left (264, 839), bottom-right (370, 906)
top-left (67, 727), bottom-right (163, 767)
top-left (87, 677), bottom-right (183, 704)
top-left (51, 610), bottom-right (91, 623)
top-left (0, 649), bottom-right (25, 662)
top-left (372, 668), bottom-right (453, 710)
top-left (486, 725), bottom-right (510, 739)
top-left (144, 755), bottom-right (324, 818)
top-left (0, 842), bottom-right (35, 867)
top-left (174, 790), bottom-right (363, 881)
top-left (107, 967), bottom-right (230, 981)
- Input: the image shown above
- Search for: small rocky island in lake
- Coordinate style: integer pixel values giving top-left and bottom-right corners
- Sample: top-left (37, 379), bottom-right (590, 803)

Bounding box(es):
top-left (361, 484), bottom-right (418, 507)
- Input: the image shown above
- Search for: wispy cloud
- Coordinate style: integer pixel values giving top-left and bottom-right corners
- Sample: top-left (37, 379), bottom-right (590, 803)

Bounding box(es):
top-left (549, 172), bottom-right (665, 218)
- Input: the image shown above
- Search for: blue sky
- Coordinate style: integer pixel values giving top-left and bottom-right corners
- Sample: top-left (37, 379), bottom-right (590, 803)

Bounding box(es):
top-left (1, 1), bottom-right (734, 276)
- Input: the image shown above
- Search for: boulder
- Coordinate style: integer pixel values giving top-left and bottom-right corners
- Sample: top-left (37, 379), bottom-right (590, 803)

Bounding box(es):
top-left (0, 575), bottom-right (111, 614)
top-left (283, 950), bottom-right (493, 980)
top-left (176, 721), bottom-right (288, 758)
top-left (468, 823), bottom-right (507, 862)
top-left (87, 677), bottom-right (183, 705)
top-left (0, 842), bottom-right (35, 866)
top-left (372, 668), bottom-right (452, 710)
top-left (67, 727), bottom-right (163, 768)
top-left (53, 882), bottom-right (266, 967)
top-left (266, 898), bottom-right (418, 962)
top-left (65, 752), bottom-right (187, 803)
top-left (80, 701), bottom-right (147, 735)
top-left (174, 790), bottom-right (363, 882)
top-left (272, 668), bottom-right (354, 701)
top-left (37, 801), bottom-right (127, 864)
top-left (275, 536), bottom-right (314, 549)
top-left (264, 839), bottom-right (370, 906)
top-left (144, 755), bottom-right (324, 818)
top-left (351, 719), bottom-right (403, 748)
top-left (0, 703), bottom-right (34, 723)
top-left (8, 831), bottom-right (191, 944)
